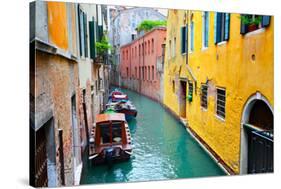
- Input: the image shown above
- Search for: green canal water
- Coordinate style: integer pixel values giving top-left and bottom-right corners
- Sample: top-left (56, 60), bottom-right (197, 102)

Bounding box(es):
top-left (80, 88), bottom-right (225, 184)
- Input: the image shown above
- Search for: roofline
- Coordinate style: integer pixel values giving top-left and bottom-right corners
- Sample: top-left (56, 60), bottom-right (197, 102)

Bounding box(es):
top-left (120, 26), bottom-right (167, 48)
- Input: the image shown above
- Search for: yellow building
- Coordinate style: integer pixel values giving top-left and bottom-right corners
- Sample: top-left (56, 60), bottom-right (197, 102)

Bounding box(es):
top-left (163, 10), bottom-right (273, 174)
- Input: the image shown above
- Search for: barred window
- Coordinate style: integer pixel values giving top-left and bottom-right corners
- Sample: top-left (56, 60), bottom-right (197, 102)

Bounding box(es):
top-left (200, 84), bottom-right (208, 109)
top-left (216, 88), bottom-right (226, 119)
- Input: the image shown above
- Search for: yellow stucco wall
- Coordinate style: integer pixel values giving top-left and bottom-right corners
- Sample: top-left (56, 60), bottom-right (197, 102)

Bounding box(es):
top-left (163, 10), bottom-right (274, 173)
top-left (47, 2), bottom-right (69, 50)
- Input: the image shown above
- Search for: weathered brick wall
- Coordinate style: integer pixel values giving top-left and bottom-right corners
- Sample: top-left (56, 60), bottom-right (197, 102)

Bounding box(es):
top-left (35, 51), bottom-right (79, 186)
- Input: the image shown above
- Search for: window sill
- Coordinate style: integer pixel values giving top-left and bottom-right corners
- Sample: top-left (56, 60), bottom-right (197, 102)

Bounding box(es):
top-left (201, 47), bottom-right (208, 51)
top-left (201, 107), bottom-right (207, 112)
top-left (217, 41), bottom-right (227, 46)
top-left (215, 114), bottom-right (225, 122)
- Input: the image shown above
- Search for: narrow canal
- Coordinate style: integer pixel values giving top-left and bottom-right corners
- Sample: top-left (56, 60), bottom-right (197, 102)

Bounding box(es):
top-left (80, 87), bottom-right (225, 184)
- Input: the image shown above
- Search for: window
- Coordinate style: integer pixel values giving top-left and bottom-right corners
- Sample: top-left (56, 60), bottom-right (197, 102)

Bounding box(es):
top-left (190, 21), bottom-right (194, 51)
top-left (139, 66), bottom-right (141, 79)
top-left (152, 39), bottom-right (154, 53)
top-left (145, 42), bottom-right (147, 55)
top-left (112, 122), bottom-right (122, 143)
top-left (139, 45), bottom-right (141, 56)
top-left (126, 50), bottom-right (128, 60)
top-left (181, 25), bottom-right (188, 54)
top-left (132, 48), bottom-right (134, 58)
top-left (202, 12), bottom-right (209, 48)
top-left (214, 13), bottom-right (230, 44)
top-left (135, 46), bottom-right (137, 57)
top-left (200, 84), bottom-right (208, 109)
top-left (148, 66), bottom-right (150, 80)
top-left (172, 80), bottom-right (175, 93)
top-left (216, 88), bottom-right (226, 119)
top-left (152, 66), bottom-right (154, 80)
top-left (148, 40), bottom-right (150, 54)
top-left (135, 67), bottom-right (137, 79)
top-left (126, 67), bottom-right (129, 77)
top-left (100, 124), bottom-right (110, 144)
top-left (142, 66), bottom-right (144, 80)
top-left (145, 66), bottom-right (147, 80)
top-left (240, 15), bottom-right (271, 34)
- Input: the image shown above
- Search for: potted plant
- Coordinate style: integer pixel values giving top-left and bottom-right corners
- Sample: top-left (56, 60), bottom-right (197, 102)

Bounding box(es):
top-left (241, 15), bottom-right (262, 32)
top-left (95, 34), bottom-right (112, 63)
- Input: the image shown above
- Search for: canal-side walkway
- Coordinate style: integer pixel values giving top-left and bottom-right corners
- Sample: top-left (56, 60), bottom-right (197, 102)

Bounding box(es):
top-left (80, 87), bottom-right (225, 184)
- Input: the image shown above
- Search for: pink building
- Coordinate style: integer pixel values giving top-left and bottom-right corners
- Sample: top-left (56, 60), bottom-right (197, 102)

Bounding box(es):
top-left (120, 27), bottom-right (166, 102)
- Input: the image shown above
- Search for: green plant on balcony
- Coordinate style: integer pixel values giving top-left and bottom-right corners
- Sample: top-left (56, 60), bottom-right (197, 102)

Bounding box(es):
top-left (240, 15), bottom-right (262, 32)
top-left (96, 35), bottom-right (112, 56)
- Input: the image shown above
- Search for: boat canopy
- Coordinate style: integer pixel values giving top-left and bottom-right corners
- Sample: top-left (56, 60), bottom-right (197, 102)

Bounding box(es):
top-left (96, 113), bottom-right (126, 123)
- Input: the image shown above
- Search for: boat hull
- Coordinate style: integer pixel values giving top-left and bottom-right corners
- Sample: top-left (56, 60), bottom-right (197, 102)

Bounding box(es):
top-left (116, 109), bottom-right (137, 121)
top-left (90, 147), bottom-right (132, 165)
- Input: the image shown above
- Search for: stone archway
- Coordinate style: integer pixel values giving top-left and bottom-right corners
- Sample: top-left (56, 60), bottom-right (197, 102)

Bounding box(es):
top-left (240, 92), bottom-right (273, 174)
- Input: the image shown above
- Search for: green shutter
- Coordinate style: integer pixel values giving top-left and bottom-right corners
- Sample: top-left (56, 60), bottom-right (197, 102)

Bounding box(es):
top-left (186, 25), bottom-right (188, 53)
top-left (262, 16), bottom-right (271, 27)
top-left (224, 13), bottom-right (230, 41)
top-left (89, 20), bottom-right (96, 59)
top-left (83, 13), bottom-right (88, 57)
top-left (78, 6), bottom-right (83, 56)
top-left (216, 13), bottom-right (222, 43)
top-left (214, 13), bottom-right (217, 44)
top-left (240, 14), bottom-right (247, 34)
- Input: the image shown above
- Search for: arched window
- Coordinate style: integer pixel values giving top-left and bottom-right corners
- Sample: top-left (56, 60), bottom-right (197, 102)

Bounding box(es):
top-left (148, 40), bottom-right (151, 54)
top-left (151, 39), bottom-right (154, 53)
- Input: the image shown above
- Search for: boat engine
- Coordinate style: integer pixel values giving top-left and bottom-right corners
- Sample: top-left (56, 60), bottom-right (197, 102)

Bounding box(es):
top-left (105, 147), bottom-right (114, 166)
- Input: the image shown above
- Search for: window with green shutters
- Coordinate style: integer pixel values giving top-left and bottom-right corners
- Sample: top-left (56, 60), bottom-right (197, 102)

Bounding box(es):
top-left (214, 12), bottom-right (230, 44)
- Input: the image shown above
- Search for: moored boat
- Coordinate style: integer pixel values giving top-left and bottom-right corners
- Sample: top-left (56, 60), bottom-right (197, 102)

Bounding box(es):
top-left (89, 113), bottom-right (132, 165)
top-left (105, 101), bottom-right (138, 121)
top-left (109, 89), bottom-right (129, 102)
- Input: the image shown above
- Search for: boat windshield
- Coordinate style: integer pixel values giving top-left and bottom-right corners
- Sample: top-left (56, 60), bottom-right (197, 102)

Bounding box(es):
top-left (100, 123), bottom-right (110, 144)
top-left (112, 122), bottom-right (123, 143)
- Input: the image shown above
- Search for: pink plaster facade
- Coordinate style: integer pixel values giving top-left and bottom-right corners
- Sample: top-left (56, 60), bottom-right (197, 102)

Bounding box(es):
top-left (120, 27), bottom-right (166, 102)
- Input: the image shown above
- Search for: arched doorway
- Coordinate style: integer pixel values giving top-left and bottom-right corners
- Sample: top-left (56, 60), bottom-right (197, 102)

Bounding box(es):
top-left (240, 92), bottom-right (273, 174)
